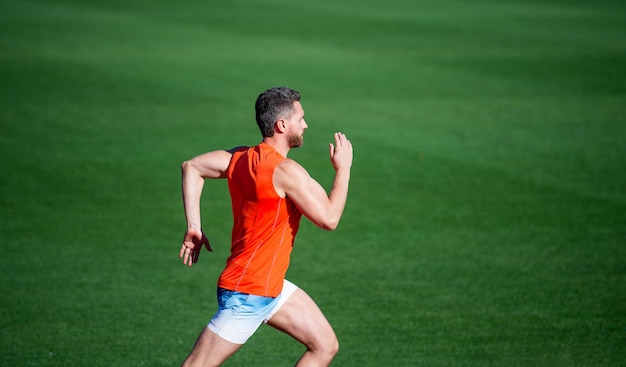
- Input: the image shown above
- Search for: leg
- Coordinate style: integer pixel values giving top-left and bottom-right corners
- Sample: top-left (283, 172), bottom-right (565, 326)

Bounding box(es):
top-left (267, 289), bottom-right (339, 367)
top-left (180, 326), bottom-right (242, 367)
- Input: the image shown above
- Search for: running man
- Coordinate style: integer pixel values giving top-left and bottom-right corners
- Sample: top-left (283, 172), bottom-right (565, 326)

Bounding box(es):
top-left (178, 86), bottom-right (353, 366)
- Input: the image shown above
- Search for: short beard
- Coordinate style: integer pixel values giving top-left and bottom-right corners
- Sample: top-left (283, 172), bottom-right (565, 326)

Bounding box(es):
top-left (287, 133), bottom-right (303, 148)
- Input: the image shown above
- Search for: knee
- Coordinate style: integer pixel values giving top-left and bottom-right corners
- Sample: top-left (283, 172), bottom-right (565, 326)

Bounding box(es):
top-left (329, 337), bottom-right (339, 357)
top-left (320, 335), bottom-right (339, 362)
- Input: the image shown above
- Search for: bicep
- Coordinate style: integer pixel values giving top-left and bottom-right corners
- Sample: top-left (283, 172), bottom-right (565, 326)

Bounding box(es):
top-left (275, 161), bottom-right (330, 226)
top-left (184, 148), bottom-right (240, 179)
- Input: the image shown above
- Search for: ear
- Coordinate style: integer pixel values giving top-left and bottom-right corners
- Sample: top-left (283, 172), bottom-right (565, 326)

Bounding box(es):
top-left (274, 119), bottom-right (287, 133)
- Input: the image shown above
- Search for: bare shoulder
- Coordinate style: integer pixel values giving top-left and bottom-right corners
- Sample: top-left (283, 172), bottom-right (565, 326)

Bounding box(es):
top-left (273, 159), bottom-right (311, 196)
top-left (276, 158), bottom-right (309, 179)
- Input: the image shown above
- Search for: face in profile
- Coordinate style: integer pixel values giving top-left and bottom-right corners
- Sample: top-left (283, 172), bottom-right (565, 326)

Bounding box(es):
top-left (285, 101), bottom-right (307, 148)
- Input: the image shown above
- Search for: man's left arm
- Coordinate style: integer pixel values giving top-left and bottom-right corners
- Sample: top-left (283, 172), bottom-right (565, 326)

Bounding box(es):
top-left (179, 147), bottom-right (244, 266)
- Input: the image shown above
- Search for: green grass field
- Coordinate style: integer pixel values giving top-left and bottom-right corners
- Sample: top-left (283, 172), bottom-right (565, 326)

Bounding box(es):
top-left (1, 0), bottom-right (625, 366)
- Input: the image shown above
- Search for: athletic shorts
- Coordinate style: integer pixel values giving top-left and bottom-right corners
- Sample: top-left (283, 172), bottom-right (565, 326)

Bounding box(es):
top-left (207, 279), bottom-right (298, 344)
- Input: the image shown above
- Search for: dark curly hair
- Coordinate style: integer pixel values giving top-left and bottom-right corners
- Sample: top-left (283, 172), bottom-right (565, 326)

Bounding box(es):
top-left (255, 87), bottom-right (301, 137)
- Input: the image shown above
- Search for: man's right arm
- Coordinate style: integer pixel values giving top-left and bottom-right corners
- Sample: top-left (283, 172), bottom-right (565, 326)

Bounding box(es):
top-left (274, 133), bottom-right (353, 230)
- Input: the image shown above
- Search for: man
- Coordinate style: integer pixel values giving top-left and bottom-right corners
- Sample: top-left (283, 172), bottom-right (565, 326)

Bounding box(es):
top-left (178, 86), bottom-right (353, 367)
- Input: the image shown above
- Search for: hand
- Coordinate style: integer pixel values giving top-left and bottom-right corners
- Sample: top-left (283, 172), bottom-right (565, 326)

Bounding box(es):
top-left (179, 229), bottom-right (212, 267)
top-left (329, 132), bottom-right (353, 171)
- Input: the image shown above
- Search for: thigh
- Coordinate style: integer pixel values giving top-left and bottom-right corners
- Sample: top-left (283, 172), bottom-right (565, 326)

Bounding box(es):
top-left (266, 288), bottom-right (337, 349)
top-left (182, 326), bottom-right (242, 367)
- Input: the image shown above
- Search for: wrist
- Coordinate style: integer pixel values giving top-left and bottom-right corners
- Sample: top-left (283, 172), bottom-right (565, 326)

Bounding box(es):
top-left (335, 168), bottom-right (351, 179)
top-left (187, 224), bottom-right (202, 232)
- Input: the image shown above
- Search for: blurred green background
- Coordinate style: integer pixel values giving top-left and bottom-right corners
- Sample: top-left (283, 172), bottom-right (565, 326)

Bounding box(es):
top-left (1, 0), bottom-right (625, 366)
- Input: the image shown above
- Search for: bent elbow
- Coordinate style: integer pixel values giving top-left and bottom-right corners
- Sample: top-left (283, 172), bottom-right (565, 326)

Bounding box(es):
top-left (181, 160), bottom-right (202, 180)
top-left (182, 160), bottom-right (200, 176)
top-left (181, 160), bottom-right (190, 172)
top-left (320, 218), bottom-right (340, 231)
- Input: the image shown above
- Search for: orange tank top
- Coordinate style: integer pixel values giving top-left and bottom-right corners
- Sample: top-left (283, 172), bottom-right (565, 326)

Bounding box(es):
top-left (218, 142), bottom-right (302, 297)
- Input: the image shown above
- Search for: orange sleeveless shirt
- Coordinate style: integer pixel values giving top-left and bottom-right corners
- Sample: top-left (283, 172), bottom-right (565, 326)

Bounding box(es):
top-left (218, 142), bottom-right (303, 297)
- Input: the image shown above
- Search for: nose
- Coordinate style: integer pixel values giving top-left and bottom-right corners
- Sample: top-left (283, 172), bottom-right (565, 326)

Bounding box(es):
top-left (303, 119), bottom-right (308, 129)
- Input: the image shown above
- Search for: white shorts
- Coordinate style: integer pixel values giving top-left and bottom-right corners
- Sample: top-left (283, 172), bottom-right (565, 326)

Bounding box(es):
top-left (207, 279), bottom-right (298, 344)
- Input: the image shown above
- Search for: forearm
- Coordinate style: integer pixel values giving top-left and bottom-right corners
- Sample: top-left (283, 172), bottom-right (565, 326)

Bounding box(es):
top-left (326, 168), bottom-right (351, 229)
top-left (181, 161), bottom-right (205, 232)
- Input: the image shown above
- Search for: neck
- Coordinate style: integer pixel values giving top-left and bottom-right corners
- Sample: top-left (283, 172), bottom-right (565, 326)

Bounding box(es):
top-left (262, 136), bottom-right (290, 157)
